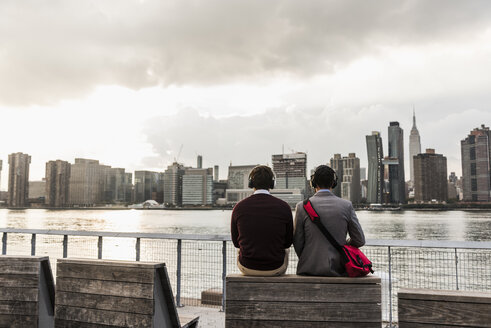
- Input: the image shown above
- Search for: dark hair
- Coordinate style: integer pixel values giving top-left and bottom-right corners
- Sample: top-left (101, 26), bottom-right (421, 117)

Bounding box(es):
top-left (248, 165), bottom-right (275, 190)
top-left (311, 165), bottom-right (338, 189)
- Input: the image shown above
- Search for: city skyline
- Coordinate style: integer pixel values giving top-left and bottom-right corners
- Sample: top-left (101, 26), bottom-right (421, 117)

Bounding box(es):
top-left (2, 1), bottom-right (491, 189)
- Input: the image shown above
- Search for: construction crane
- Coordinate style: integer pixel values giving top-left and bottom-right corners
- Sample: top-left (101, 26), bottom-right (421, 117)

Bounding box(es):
top-left (174, 144), bottom-right (183, 163)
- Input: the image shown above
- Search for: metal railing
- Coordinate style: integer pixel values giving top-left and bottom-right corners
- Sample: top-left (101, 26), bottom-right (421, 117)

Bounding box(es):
top-left (1, 228), bottom-right (491, 326)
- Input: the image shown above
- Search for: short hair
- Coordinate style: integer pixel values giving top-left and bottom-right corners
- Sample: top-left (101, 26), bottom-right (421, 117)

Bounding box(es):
top-left (311, 165), bottom-right (337, 189)
top-left (249, 165), bottom-right (275, 190)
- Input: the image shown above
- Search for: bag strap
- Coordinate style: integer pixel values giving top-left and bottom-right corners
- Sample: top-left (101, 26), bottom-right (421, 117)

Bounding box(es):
top-left (302, 199), bottom-right (344, 254)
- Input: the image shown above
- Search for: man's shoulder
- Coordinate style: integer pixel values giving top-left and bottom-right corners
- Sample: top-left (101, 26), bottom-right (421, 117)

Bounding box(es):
top-left (313, 194), bottom-right (353, 208)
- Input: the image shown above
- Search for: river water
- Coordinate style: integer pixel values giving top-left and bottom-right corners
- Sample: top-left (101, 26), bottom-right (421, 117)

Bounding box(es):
top-left (2, 208), bottom-right (491, 241)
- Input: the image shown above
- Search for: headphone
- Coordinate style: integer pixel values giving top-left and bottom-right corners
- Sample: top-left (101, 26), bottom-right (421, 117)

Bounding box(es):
top-left (248, 166), bottom-right (276, 189)
top-left (310, 165), bottom-right (338, 189)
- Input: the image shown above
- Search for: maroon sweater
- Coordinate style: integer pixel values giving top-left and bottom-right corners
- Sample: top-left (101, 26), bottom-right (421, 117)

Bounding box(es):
top-left (231, 194), bottom-right (293, 270)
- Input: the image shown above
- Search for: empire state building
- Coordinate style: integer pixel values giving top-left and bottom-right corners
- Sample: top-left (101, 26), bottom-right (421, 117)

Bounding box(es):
top-left (409, 110), bottom-right (422, 185)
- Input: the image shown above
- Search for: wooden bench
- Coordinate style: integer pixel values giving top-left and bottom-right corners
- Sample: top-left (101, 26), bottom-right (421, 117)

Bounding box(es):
top-left (0, 255), bottom-right (55, 328)
top-left (226, 274), bottom-right (381, 328)
top-left (54, 258), bottom-right (199, 328)
top-left (398, 288), bottom-right (491, 327)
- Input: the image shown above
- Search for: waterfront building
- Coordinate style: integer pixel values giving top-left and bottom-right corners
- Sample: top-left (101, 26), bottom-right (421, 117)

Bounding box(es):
top-left (225, 189), bottom-right (253, 205)
top-left (105, 168), bottom-right (133, 204)
top-left (360, 168), bottom-right (366, 181)
top-left (272, 152), bottom-right (307, 196)
top-left (68, 159), bottom-right (106, 207)
top-left (388, 122), bottom-right (406, 204)
top-left (461, 125), bottom-right (491, 202)
top-left (409, 110), bottom-right (422, 186)
top-left (413, 149), bottom-right (448, 203)
top-left (134, 170), bottom-right (161, 203)
top-left (163, 162), bottom-right (185, 206)
top-left (197, 155), bottom-right (203, 169)
top-left (270, 188), bottom-right (303, 207)
top-left (29, 180), bottom-right (46, 199)
top-left (45, 160), bottom-right (71, 207)
top-left (366, 132), bottom-right (384, 204)
top-left (214, 165), bottom-right (219, 182)
top-left (212, 180), bottom-right (227, 204)
top-left (330, 153), bottom-right (361, 203)
top-left (8, 152), bottom-right (31, 208)
top-left (227, 164), bottom-right (257, 189)
top-left (182, 168), bottom-right (213, 205)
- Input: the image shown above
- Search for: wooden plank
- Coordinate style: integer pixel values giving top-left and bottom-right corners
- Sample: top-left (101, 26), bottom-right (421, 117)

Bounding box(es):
top-left (399, 288), bottom-right (491, 304)
top-left (57, 262), bottom-right (155, 284)
top-left (398, 323), bottom-right (464, 328)
top-left (57, 258), bottom-right (165, 269)
top-left (226, 274), bottom-right (381, 284)
top-left (0, 274), bottom-right (39, 287)
top-left (0, 262), bottom-right (40, 274)
top-left (398, 298), bottom-right (491, 327)
top-left (225, 319), bottom-right (381, 328)
top-left (0, 314), bottom-right (38, 328)
top-left (55, 305), bottom-right (153, 327)
top-left (56, 291), bottom-right (154, 315)
top-left (0, 255), bottom-right (48, 262)
top-left (0, 287), bottom-right (38, 302)
top-left (0, 300), bottom-right (38, 316)
top-left (55, 319), bottom-right (118, 327)
top-left (56, 277), bottom-right (154, 299)
top-left (225, 301), bottom-right (381, 322)
top-left (227, 282), bottom-right (381, 303)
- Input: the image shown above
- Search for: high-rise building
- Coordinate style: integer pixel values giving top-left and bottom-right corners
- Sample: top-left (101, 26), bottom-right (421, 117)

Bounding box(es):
top-left (105, 168), bottom-right (133, 204)
top-left (461, 125), bottom-right (491, 202)
top-left (227, 165), bottom-right (257, 189)
top-left (45, 160), bottom-right (71, 208)
top-left (68, 158), bottom-right (106, 207)
top-left (182, 168), bottom-right (213, 205)
top-left (414, 149), bottom-right (448, 203)
top-left (197, 155), bottom-right (203, 169)
top-left (409, 110), bottom-right (422, 185)
top-left (330, 153), bottom-right (361, 203)
top-left (163, 162), bottom-right (185, 206)
top-left (388, 122), bottom-right (406, 204)
top-left (134, 170), bottom-right (161, 203)
top-left (214, 165), bottom-right (219, 182)
top-left (272, 152), bottom-right (307, 196)
top-left (8, 152), bottom-right (31, 208)
top-left (366, 131), bottom-right (384, 204)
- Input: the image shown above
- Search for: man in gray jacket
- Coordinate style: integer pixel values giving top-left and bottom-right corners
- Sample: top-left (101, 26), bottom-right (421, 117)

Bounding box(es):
top-left (294, 165), bottom-right (366, 276)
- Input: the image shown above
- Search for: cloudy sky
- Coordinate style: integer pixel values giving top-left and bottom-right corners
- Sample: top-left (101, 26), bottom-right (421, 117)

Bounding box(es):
top-left (2, 0), bottom-right (491, 189)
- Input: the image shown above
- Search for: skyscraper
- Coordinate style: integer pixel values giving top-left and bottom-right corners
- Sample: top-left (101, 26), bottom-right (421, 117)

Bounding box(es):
top-left (272, 152), bottom-right (307, 196)
top-left (45, 160), bottom-right (71, 208)
top-left (461, 125), bottom-right (491, 202)
top-left (182, 168), bottom-right (213, 205)
top-left (163, 162), bottom-right (185, 206)
top-left (134, 170), bottom-right (161, 203)
top-left (414, 149), bottom-right (448, 203)
top-left (197, 155), bottom-right (203, 169)
top-left (409, 109), bottom-right (422, 185)
top-left (105, 168), bottom-right (133, 204)
top-left (227, 164), bottom-right (257, 189)
top-left (330, 153), bottom-right (361, 203)
top-left (68, 158), bottom-right (106, 207)
top-left (8, 152), bottom-right (31, 208)
top-left (366, 131), bottom-right (384, 204)
top-left (388, 122), bottom-right (406, 204)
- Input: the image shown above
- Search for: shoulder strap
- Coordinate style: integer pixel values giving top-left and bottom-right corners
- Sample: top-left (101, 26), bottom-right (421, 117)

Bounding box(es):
top-left (302, 199), bottom-right (344, 254)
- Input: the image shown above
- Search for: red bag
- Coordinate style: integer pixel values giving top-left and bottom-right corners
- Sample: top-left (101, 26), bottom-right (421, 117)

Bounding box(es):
top-left (303, 199), bottom-right (373, 277)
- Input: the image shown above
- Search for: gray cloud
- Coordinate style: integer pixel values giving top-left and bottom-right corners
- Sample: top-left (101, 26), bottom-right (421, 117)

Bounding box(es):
top-left (1, 0), bottom-right (491, 105)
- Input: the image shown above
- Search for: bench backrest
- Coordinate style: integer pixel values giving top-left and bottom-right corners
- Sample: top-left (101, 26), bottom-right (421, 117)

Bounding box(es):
top-left (55, 258), bottom-right (182, 327)
top-left (0, 255), bottom-right (55, 328)
top-left (398, 288), bottom-right (491, 327)
top-left (226, 274), bottom-right (382, 328)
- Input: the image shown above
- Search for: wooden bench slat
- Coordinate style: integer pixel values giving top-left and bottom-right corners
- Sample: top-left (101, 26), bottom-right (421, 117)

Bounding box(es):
top-left (57, 258), bottom-right (165, 269)
top-left (227, 281), bottom-right (381, 302)
top-left (398, 298), bottom-right (491, 327)
top-left (226, 274), bottom-right (381, 284)
top-left (225, 319), bottom-right (382, 328)
top-left (55, 305), bottom-right (153, 327)
top-left (0, 262), bottom-right (40, 274)
top-left (0, 274), bottom-right (40, 287)
top-left (56, 277), bottom-right (154, 299)
top-left (56, 291), bottom-right (154, 315)
top-left (0, 314), bottom-right (38, 328)
top-left (0, 300), bottom-right (38, 316)
top-left (226, 300), bottom-right (381, 322)
top-left (0, 287), bottom-right (38, 302)
top-left (399, 288), bottom-right (491, 304)
top-left (57, 262), bottom-right (155, 284)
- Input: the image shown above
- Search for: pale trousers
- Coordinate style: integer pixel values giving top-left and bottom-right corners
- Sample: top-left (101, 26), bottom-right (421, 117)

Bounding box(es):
top-left (237, 249), bottom-right (290, 276)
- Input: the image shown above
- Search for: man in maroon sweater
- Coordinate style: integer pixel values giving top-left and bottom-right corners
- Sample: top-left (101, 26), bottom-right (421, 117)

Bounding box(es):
top-left (231, 165), bottom-right (293, 276)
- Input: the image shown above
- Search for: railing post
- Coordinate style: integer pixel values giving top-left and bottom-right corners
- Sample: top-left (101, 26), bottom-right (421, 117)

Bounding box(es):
top-left (455, 248), bottom-right (459, 290)
top-left (176, 239), bottom-right (182, 307)
top-left (135, 237), bottom-right (141, 261)
top-left (97, 236), bottom-right (103, 259)
top-left (388, 246), bottom-right (393, 327)
top-left (31, 234), bottom-right (36, 256)
top-left (2, 232), bottom-right (6, 255)
top-left (221, 240), bottom-right (227, 312)
top-left (63, 235), bottom-right (68, 258)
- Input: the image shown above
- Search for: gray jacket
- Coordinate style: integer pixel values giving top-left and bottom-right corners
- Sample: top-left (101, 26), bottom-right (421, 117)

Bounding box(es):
top-left (293, 190), bottom-right (365, 276)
